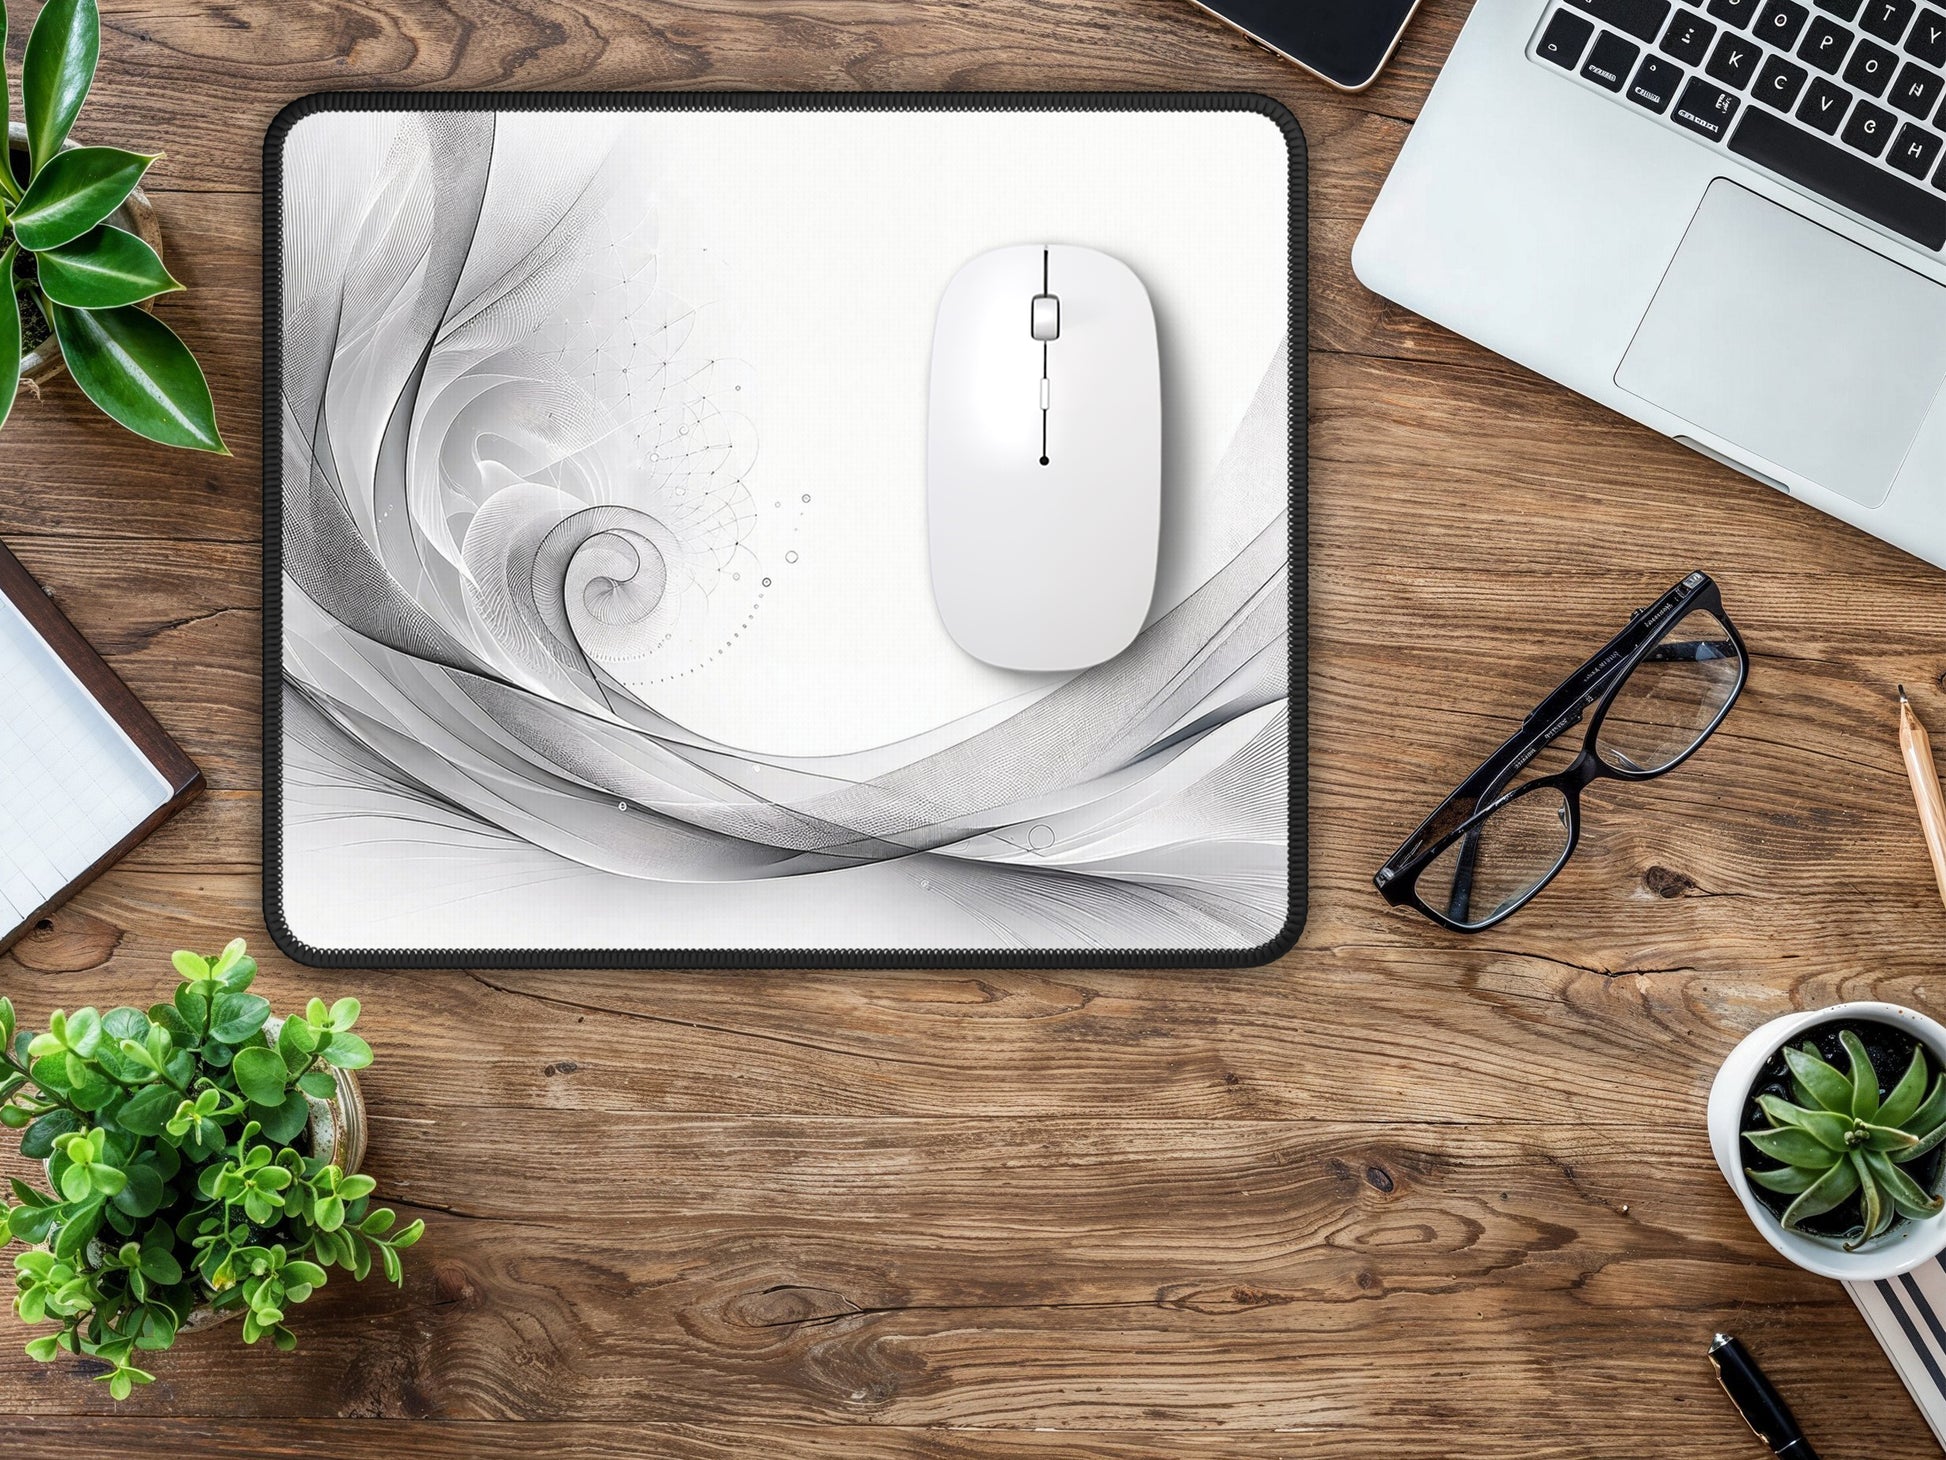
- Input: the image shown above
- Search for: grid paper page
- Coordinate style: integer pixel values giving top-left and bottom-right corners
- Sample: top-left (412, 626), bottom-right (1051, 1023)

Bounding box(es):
top-left (0, 590), bottom-right (169, 934)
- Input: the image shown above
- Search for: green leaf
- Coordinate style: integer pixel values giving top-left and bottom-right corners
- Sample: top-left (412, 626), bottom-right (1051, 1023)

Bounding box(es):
top-left (211, 938), bottom-right (246, 977)
top-left (1897, 1121), bottom-right (1946, 1164)
top-left (1781, 1155), bottom-right (1862, 1227)
top-left (10, 144), bottom-right (149, 252)
top-left (1861, 1121), bottom-right (1923, 1152)
top-left (0, 247), bottom-right (20, 434)
top-left (172, 981), bottom-right (207, 1036)
top-left (338, 1174), bottom-right (376, 1202)
top-left (1881, 1046), bottom-right (1933, 1128)
top-left (208, 991), bottom-right (270, 1045)
top-left (57, 1160), bottom-right (91, 1204)
top-left (1785, 1042), bottom-right (1855, 1115)
top-left (171, 951), bottom-right (209, 981)
top-left (297, 1068), bottom-right (336, 1101)
top-left (135, 1238), bottom-right (179, 1284)
top-left (63, 1007), bottom-right (101, 1058)
top-left (46, 299), bottom-right (226, 454)
top-left (379, 1242), bottom-right (402, 1285)
top-left (147, 1004), bottom-right (190, 1042)
top-left (230, 1045), bottom-right (288, 1108)
top-left (391, 1218), bottom-right (424, 1250)
top-left (328, 997), bottom-right (360, 1031)
top-left (1856, 1151), bottom-right (1890, 1243)
top-left (23, 1335), bottom-right (59, 1363)
top-left (1744, 1125), bottom-right (1839, 1168)
top-left (1757, 1095), bottom-right (1854, 1150)
top-left (278, 1018), bottom-right (316, 1068)
top-left (1907, 1076), bottom-right (1946, 1138)
top-left (109, 1161), bottom-right (161, 1218)
top-left (257, 1089), bottom-right (309, 1145)
top-left (20, 0), bottom-right (98, 179)
top-left (35, 225), bottom-right (179, 309)
top-left (321, 1033), bottom-right (372, 1071)
top-left (19, 1108), bottom-right (81, 1161)
top-left (1864, 1149), bottom-right (1945, 1223)
top-left (8, 1203), bottom-right (57, 1245)
top-left (1843, 1031), bottom-right (1881, 1121)
top-left (101, 1007), bottom-right (147, 1043)
top-left (1748, 1164), bottom-right (1822, 1194)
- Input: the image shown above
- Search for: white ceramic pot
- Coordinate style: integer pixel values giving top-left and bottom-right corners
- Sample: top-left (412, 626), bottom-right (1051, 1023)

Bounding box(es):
top-left (1709, 1001), bottom-right (1946, 1282)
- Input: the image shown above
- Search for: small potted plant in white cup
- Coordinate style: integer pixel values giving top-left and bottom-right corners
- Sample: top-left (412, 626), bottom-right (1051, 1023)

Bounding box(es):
top-left (1709, 1001), bottom-right (1946, 1282)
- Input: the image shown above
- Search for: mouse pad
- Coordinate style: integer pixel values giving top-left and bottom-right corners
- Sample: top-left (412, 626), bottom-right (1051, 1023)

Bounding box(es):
top-left (265, 93), bottom-right (1304, 967)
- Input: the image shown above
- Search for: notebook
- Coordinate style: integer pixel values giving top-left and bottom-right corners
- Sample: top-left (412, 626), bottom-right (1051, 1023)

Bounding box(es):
top-left (1849, 1265), bottom-right (1946, 1449)
top-left (0, 539), bottom-right (201, 951)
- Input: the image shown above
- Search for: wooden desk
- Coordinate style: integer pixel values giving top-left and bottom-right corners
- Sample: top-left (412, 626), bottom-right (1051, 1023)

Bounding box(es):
top-left (1, 1), bottom-right (1942, 1454)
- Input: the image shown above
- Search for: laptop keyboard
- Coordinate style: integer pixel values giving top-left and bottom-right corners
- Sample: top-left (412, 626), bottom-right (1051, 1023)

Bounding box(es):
top-left (1530, 0), bottom-right (1946, 251)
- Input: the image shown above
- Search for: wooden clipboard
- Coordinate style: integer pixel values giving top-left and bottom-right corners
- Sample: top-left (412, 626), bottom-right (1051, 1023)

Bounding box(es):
top-left (0, 538), bottom-right (203, 953)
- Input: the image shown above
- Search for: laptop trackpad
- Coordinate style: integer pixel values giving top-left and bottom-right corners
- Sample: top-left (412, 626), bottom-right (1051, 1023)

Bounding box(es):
top-left (1616, 179), bottom-right (1946, 509)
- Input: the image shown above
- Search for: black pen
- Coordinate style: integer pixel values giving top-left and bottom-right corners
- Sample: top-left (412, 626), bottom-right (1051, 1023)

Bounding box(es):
top-left (1710, 1333), bottom-right (1821, 1459)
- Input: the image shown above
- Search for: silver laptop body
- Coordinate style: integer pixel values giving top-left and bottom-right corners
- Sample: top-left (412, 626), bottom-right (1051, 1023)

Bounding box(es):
top-left (1356, 0), bottom-right (1946, 569)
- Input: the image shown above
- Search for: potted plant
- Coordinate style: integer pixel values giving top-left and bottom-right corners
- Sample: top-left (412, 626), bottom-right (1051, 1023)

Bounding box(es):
top-left (1709, 1001), bottom-right (1946, 1281)
top-left (0, 939), bottom-right (420, 1399)
top-left (0, 0), bottom-right (222, 451)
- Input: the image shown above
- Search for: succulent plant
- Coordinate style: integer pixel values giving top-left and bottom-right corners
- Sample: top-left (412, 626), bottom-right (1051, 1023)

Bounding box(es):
top-left (0, 940), bottom-right (419, 1399)
top-left (1745, 1030), bottom-right (1946, 1247)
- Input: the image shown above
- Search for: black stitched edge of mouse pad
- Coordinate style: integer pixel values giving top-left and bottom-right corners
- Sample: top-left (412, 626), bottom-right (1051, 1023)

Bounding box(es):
top-left (263, 92), bottom-right (1306, 969)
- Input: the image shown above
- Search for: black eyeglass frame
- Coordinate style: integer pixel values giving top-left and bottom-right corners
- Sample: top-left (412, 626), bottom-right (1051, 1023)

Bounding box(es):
top-left (1373, 571), bottom-right (1747, 933)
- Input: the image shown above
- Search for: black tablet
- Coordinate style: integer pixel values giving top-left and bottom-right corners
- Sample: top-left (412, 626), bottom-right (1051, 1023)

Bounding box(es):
top-left (1191, 0), bottom-right (1421, 90)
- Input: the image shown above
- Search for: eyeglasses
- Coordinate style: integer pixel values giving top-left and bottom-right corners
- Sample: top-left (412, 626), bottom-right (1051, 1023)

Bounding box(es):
top-left (1375, 572), bottom-right (1747, 933)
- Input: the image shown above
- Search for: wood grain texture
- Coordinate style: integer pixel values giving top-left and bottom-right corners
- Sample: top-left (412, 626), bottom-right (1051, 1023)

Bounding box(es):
top-left (1, 0), bottom-right (1943, 1453)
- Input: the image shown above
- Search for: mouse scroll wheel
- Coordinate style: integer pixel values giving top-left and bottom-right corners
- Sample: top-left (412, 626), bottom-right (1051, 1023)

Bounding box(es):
top-left (1030, 294), bottom-right (1060, 342)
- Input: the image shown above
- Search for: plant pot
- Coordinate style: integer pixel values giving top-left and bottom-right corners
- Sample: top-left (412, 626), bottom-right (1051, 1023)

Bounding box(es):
top-left (6, 121), bottom-right (165, 388)
top-left (1709, 1001), bottom-right (1946, 1282)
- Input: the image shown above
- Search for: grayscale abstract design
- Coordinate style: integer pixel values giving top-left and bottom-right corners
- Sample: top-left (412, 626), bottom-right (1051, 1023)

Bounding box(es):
top-left (276, 109), bottom-right (1292, 955)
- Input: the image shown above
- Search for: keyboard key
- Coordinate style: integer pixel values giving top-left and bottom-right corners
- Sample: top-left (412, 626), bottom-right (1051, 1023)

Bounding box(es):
top-left (1815, 0), bottom-right (1864, 16)
top-left (1708, 0), bottom-right (1763, 22)
top-left (1800, 14), bottom-right (1856, 68)
top-left (1799, 74), bottom-right (1855, 128)
top-left (1844, 95), bottom-right (1900, 147)
top-left (1757, 0), bottom-right (1812, 44)
top-left (1538, 7), bottom-right (1598, 66)
top-left (1630, 53), bottom-right (1687, 107)
top-left (1585, 29), bottom-right (1644, 87)
top-left (1891, 59), bottom-right (1946, 112)
top-left (1910, 7), bottom-right (1946, 62)
top-left (1567, 0), bottom-right (1675, 43)
top-left (1664, 8), bottom-right (1719, 59)
top-left (1673, 73), bottom-right (1744, 134)
top-left (1730, 104), bottom-right (1946, 243)
top-left (1708, 29), bottom-right (1765, 83)
top-left (1863, 0), bottom-right (1919, 38)
top-left (1845, 36), bottom-right (1902, 91)
top-left (1889, 119), bottom-right (1946, 171)
top-left (1756, 51), bottom-right (1813, 105)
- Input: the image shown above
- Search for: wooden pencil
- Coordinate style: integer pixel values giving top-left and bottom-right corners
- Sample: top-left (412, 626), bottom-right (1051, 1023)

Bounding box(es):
top-left (1898, 686), bottom-right (1946, 914)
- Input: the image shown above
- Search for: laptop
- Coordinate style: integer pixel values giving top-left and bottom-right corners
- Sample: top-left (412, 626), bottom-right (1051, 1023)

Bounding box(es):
top-left (1355, 0), bottom-right (1946, 569)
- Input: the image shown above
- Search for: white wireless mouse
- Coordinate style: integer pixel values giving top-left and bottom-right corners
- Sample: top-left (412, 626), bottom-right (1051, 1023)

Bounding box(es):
top-left (927, 244), bottom-right (1161, 673)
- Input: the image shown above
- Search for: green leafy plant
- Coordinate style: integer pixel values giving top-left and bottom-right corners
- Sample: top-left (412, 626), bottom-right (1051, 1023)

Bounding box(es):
top-left (1745, 1030), bottom-right (1946, 1248)
top-left (0, 0), bottom-right (223, 451)
top-left (0, 940), bottom-right (419, 1398)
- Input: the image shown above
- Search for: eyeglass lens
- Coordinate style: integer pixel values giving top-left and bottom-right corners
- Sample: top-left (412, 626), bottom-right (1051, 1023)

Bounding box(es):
top-left (1417, 784), bottom-right (1573, 930)
top-left (1596, 608), bottom-right (1740, 775)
